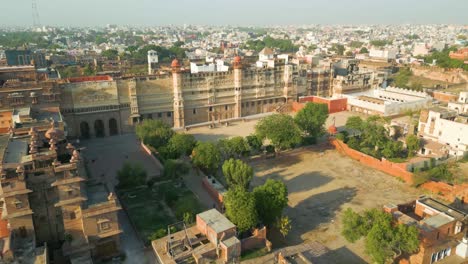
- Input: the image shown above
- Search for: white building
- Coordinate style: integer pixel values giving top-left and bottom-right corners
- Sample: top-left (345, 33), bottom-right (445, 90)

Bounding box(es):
top-left (413, 43), bottom-right (430, 57)
top-left (147, 50), bottom-right (158, 75)
top-left (256, 47), bottom-right (276, 68)
top-left (369, 48), bottom-right (397, 60)
top-left (343, 87), bottom-right (432, 116)
top-left (418, 108), bottom-right (468, 157)
top-left (448, 92), bottom-right (468, 114)
top-left (190, 59), bottom-right (229, 74)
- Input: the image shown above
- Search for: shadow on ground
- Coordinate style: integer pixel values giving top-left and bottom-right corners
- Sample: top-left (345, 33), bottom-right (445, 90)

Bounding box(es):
top-left (285, 187), bottom-right (357, 245)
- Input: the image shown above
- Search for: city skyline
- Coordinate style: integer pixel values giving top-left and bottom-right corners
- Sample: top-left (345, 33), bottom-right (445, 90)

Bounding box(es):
top-left (2, 0), bottom-right (468, 27)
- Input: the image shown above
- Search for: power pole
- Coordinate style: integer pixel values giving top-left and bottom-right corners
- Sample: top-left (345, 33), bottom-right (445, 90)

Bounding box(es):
top-left (32, 0), bottom-right (41, 28)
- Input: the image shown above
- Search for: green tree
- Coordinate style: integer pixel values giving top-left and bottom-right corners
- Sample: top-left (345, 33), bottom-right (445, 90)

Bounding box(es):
top-left (83, 64), bottom-right (95, 76)
top-left (294, 102), bottom-right (329, 139)
top-left (345, 116), bottom-right (364, 131)
top-left (163, 160), bottom-right (189, 180)
top-left (166, 133), bottom-right (197, 158)
top-left (331, 44), bottom-right (345, 55)
top-left (135, 119), bottom-right (174, 149)
top-left (255, 114), bottom-right (302, 152)
top-left (253, 179), bottom-right (288, 227)
top-left (224, 187), bottom-right (258, 233)
top-left (341, 208), bottom-right (419, 264)
top-left (345, 50), bottom-right (354, 56)
top-left (218, 136), bottom-right (250, 159)
top-left (101, 49), bottom-right (119, 59)
top-left (393, 67), bottom-right (412, 88)
top-left (191, 142), bottom-right (221, 175)
top-left (359, 47), bottom-right (369, 54)
top-left (117, 162), bottom-right (147, 189)
top-left (222, 159), bottom-right (253, 190)
top-left (246, 134), bottom-right (263, 153)
top-left (276, 215), bottom-right (292, 238)
top-left (405, 135), bottom-right (420, 157)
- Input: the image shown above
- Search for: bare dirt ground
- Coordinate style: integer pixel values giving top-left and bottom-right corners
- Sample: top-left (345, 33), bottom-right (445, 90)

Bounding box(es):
top-left (186, 111), bottom-right (364, 142)
top-left (249, 147), bottom-right (425, 263)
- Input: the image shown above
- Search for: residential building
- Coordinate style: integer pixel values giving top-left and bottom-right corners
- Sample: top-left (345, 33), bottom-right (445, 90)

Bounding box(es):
top-left (385, 197), bottom-right (467, 264)
top-left (418, 106), bottom-right (468, 157)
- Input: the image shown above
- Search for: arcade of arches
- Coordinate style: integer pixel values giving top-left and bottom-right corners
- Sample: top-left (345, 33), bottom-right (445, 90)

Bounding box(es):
top-left (79, 118), bottom-right (119, 139)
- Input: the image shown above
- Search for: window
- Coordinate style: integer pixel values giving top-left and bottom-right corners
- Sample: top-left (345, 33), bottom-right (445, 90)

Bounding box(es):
top-left (209, 107), bottom-right (213, 112)
top-left (68, 190), bottom-right (73, 197)
top-left (70, 212), bottom-right (76, 220)
top-left (157, 113), bottom-right (162, 118)
top-left (15, 200), bottom-right (23, 209)
top-left (447, 227), bottom-right (450, 235)
top-left (167, 112), bottom-right (172, 117)
top-left (193, 109), bottom-right (197, 114)
top-left (99, 221), bottom-right (111, 231)
top-left (436, 232), bottom-right (439, 240)
top-left (224, 105), bottom-right (228, 111)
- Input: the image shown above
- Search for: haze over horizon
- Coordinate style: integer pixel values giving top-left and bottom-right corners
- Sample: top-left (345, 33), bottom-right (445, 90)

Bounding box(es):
top-left (2, 0), bottom-right (467, 27)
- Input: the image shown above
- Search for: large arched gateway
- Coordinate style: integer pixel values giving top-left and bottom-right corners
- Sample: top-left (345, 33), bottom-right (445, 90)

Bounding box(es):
top-left (109, 118), bottom-right (118, 136)
top-left (80, 121), bottom-right (90, 139)
top-left (94, 120), bottom-right (105, 137)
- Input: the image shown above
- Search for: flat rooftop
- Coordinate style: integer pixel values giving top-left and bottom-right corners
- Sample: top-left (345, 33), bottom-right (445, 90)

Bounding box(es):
top-left (3, 137), bottom-right (29, 164)
top-left (197, 209), bottom-right (235, 234)
top-left (86, 184), bottom-right (109, 207)
top-left (419, 197), bottom-right (467, 220)
top-left (421, 214), bottom-right (453, 229)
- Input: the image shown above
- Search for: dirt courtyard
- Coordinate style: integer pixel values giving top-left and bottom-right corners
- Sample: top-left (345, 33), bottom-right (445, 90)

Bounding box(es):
top-left (249, 147), bottom-right (424, 263)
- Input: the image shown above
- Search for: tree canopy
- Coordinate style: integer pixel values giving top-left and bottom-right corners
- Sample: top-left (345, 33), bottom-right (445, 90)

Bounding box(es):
top-left (224, 187), bottom-right (258, 233)
top-left (405, 134), bottom-right (420, 157)
top-left (101, 49), bottom-right (119, 59)
top-left (255, 114), bottom-right (302, 152)
top-left (222, 159), bottom-right (253, 190)
top-left (162, 133), bottom-right (197, 159)
top-left (342, 208), bottom-right (419, 264)
top-left (218, 136), bottom-right (250, 160)
top-left (191, 142), bottom-right (221, 175)
top-left (242, 36), bottom-right (298, 52)
top-left (136, 119), bottom-right (174, 150)
top-left (117, 162), bottom-right (148, 189)
top-left (253, 179), bottom-right (289, 227)
top-left (424, 47), bottom-right (468, 71)
top-left (294, 102), bottom-right (329, 139)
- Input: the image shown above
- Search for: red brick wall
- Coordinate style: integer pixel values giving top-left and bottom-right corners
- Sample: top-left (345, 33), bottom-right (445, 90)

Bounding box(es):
top-left (241, 227), bottom-right (268, 252)
top-left (432, 92), bottom-right (458, 103)
top-left (202, 177), bottom-right (224, 210)
top-left (295, 96), bottom-right (348, 114)
top-left (330, 139), bottom-right (414, 183)
top-left (421, 182), bottom-right (468, 203)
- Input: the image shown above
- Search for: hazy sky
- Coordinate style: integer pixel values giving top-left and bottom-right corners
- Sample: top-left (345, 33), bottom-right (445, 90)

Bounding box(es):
top-left (2, 0), bottom-right (467, 27)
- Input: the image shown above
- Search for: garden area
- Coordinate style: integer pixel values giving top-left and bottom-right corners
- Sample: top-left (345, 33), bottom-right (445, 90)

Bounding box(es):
top-left (116, 161), bottom-right (204, 245)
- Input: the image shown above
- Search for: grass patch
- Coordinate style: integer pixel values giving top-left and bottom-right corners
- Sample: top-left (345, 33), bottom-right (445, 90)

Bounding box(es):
top-left (240, 247), bottom-right (269, 261)
top-left (388, 157), bottom-right (408, 163)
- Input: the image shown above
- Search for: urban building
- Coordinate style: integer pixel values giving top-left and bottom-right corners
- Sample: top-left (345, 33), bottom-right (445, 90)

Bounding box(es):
top-left (385, 197), bottom-right (467, 264)
top-left (332, 59), bottom-right (387, 94)
top-left (147, 50), bottom-right (159, 75)
top-left (418, 106), bottom-right (468, 157)
top-left (5, 49), bottom-right (47, 68)
top-left (152, 208), bottom-right (269, 264)
top-left (369, 48), bottom-right (397, 61)
top-left (343, 87), bottom-right (431, 116)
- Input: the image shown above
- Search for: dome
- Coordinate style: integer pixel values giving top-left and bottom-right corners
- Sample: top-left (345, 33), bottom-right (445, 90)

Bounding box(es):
top-left (328, 124), bottom-right (338, 135)
top-left (45, 127), bottom-right (65, 140)
top-left (233, 56), bottom-right (241, 63)
top-left (171, 58), bottom-right (181, 68)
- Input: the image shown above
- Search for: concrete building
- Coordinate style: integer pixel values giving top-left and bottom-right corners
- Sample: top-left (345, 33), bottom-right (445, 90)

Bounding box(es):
top-left (332, 59), bottom-right (387, 95)
top-left (369, 48), bottom-right (397, 61)
top-left (418, 107), bottom-right (468, 157)
top-left (447, 91), bottom-right (468, 114)
top-left (5, 49), bottom-right (47, 68)
top-left (385, 197), bottom-right (467, 264)
top-left (189, 59), bottom-right (229, 74)
top-left (147, 50), bottom-right (159, 75)
top-left (343, 87), bottom-right (431, 116)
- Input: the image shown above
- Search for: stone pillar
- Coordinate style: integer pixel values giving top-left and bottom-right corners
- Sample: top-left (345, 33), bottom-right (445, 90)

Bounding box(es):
top-left (283, 64), bottom-right (293, 101)
top-left (233, 56), bottom-right (242, 118)
top-left (172, 59), bottom-right (185, 128)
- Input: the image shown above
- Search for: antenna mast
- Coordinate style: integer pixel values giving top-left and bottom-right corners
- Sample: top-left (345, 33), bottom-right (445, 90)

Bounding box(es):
top-left (32, 0), bottom-right (41, 28)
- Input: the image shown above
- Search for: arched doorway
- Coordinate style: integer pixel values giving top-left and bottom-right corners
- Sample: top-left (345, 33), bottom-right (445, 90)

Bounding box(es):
top-left (94, 120), bottom-right (105, 137)
top-left (80, 122), bottom-right (90, 139)
top-left (109, 118), bottom-right (118, 136)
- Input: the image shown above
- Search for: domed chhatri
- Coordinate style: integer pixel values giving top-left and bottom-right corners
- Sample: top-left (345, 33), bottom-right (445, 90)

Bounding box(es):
top-left (45, 120), bottom-right (65, 140)
top-left (171, 58), bottom-right (181, 68)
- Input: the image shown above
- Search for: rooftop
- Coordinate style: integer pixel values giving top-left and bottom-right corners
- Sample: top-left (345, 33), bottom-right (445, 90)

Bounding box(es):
top-left (3, 137), bottom-right (29, 164)
top-left (419, 197), bottom-right (467, 220)
top-left (197, 209), bottom-right (235, 234)
top-left (421, 214), bottom-right (453, 229)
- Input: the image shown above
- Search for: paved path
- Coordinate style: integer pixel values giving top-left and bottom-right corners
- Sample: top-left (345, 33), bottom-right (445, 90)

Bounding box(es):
top-left (80, 134), bottom-right (160, 264)
top-left (182, 167), bottom-right (217, 210)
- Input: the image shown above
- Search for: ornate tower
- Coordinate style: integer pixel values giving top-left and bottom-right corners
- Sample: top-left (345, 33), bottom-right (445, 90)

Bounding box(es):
top-left (233, 56), bottom-right (242, 118)
top-left (172, 59), bottom-right (185, 128)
